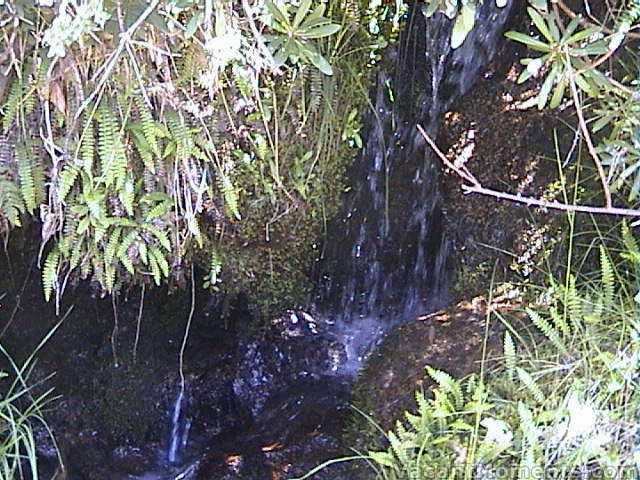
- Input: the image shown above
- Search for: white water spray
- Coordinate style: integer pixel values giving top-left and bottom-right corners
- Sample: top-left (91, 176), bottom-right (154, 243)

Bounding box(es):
top-left (167, 385), bottom-right (185, 463)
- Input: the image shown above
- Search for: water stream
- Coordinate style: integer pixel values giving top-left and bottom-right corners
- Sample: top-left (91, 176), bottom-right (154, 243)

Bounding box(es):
top-left (149, 5), bottom-right (516, 479)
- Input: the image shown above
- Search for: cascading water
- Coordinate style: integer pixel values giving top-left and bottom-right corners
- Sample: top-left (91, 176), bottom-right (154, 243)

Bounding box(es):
top-left (130, 5), bottom-right (517, 479)
top-left (319, 3), bottom-right (515, 370)
top-left (167, 385), bottom-right (191, 464)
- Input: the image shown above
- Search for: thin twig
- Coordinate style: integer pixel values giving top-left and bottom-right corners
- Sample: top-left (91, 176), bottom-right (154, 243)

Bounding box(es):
top-left (566, 59), bottom-right (612, 208)
top-left (417, 125), bottom-right (640, 218)
top-left (76, 0), bottom-right (160, 120)
top-left (132, 283), bottom-right (145, 363)
top-left (555, 0), bottom-right (640, 40)
top-left (178, 266), bottom-right (196, 397)
top-left (461, 184), bottom-right (640, 217)
top-left (111, 295), bottom-right (119, 368)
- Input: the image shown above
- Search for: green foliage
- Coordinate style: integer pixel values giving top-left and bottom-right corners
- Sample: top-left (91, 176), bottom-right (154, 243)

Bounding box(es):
top-left (325, 223), bottom-right (640, 480)
top-left (507, 0), bottom-right (640, 201)
top-left (0, 325), bottom-right (60, 480)
top-left (263, 0), bottom-right (341, 75)
top-left (423, 0), bottom-right (509, 49)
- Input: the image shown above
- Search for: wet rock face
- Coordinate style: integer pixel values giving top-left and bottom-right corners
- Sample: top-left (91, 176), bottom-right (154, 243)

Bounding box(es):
top-left (231, 311), bottom-right (347, 417)
top-left (349, 296), bottom-right (512, 442)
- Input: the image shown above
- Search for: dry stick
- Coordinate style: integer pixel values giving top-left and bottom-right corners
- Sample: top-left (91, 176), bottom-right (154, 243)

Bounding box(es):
top-left (555, 0), bottom-right (640, 40)
top-left (76, 0), bottom-right (160, 120)
top-left (132, 283), bottom-right (145, 363)
top-left (416, 125), bottom-right (640, 218)
top-left (566, 62), bottom-right (612, 209)
top-left (177, 266), bottom-right (196, 398)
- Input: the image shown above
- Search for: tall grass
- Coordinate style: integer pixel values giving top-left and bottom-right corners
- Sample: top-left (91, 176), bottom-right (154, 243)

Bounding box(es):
top-left (0, 320), bottom-right (62, 480)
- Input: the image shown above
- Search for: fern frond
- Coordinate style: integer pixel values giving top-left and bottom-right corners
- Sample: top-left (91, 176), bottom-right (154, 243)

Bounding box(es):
top-left (516, 367), bottom-right (544, 404)
top-left (600, 245), bottom-right (615, 310)
top-left (148, 252), bottom-right (161, 285)
top-left (564, 275), bottom-right (583, 334)
top-left (220, 173), bottom-right (241, 220)
top-left (504, 331), bottom-right (517, 381)
top-left (134, 95), bottom-right (160, 156)
top-left (58, 164), bottom-right (79, 202)
top-left (81, 116), bottom-right (96, 175)
top-left (119, 177), bottom-right (135, 217)
top-left (97, 105), bottom-right (127, 189)
top-left (144, 224), bottom-right (171, 251)
top-left (104, 227), bottom-right (122, 266)
top-left (0, 178), bottom-right (25, 228)
top-left (2, 78), bottom-right (22, 133)
top-left (527, 308), bottom-right (566, 354)
top-left (427, 366), bottom-right (464, 410)
top-left (42, 248), bottom-right (60, 302)
top-left (149, 246), bottom-right (169, 278)
top-left (117, 230), bottom-right (139, 261)
top-left (622, 220), bottom-right (640, 265)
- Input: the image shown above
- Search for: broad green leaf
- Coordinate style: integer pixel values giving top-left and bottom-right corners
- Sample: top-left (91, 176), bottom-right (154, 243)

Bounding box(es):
top-left (302, 43), bottom-right (333, 75)
top-left (537, 63), bottom-right (558, 109)
top-left (185, 12), bottom-right (202, 38)
top-left (505, 31), bottom-right (551, 52)
top-left (293, 0), bottom-right (312, 29)
top-left (299, 23), bottom-right (341, 39)
top-left (549, 77), bottom-right (567, 108)
top-left (451, 3), bottom-right (476, 49)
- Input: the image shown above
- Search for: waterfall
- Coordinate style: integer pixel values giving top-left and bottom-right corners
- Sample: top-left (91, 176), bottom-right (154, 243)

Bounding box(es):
top-left (318, 3), bottom-right (514, 368)
top-left (167, 385), bottom-right (189, 464)
top-left (320, 3), bottom-right (514, 317)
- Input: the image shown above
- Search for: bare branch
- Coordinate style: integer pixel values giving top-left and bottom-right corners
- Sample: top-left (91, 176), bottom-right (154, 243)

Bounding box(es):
top-left (417, 125), bottom-right (640, 218)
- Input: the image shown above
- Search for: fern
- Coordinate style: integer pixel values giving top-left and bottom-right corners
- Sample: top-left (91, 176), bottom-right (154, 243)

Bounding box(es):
top-left (527, 308), bottom-right (567, 354)
top-left (104, 227), bottom-right (122, 266)
top-left (516, 367), bottom-right (545, 404)
top-left (0, 178), bottom-right (25, 228)
top-left (220, 173), bottom-right (241, 220)
top-left (144, 224), bottom-right (171, 251)
top-left (134, 95), bottom-right (160, 156)
top-left (149, 246), bottom-right (169, 278)
top-left (119, 177), bottom-right (135, 217)
top-left (96, 106), bottom-right (127, 189)
top-left (2, 79), bottom-right (22, 133)
top-left (307, 67), bottom-right (323, 113)
top-left (42, 248), bottom-right (60, 302)
top-left (58, 164), bottom-right (79, 202)
top-left (81, 116), bottom-right (96, 175)
top-left (427, 366), bottom-right (464, 410)
top-left (599, 245), bottom-right (615, 311)
top-left (117, 230), bottom-right (139, 261)
top-left (564, 275), bottom-right (583, 334)
top-left (504, 331), bottom-right (517, 381)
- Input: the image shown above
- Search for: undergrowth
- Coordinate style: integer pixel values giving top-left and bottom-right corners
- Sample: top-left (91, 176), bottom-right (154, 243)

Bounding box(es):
top-left (300, 221), bottom-right (640, 480)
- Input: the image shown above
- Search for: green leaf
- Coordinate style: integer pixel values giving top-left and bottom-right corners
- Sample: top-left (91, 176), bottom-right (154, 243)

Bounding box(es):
top-left (549, 77), bottom-right (567, 108)
top-left (537, 63), bottom-right (559, 109)
top-left (293, 0), bottom-right (312, 29)
top-left (527, 7), bottom-right (553, 43)
top-left (185, 12), bottom-right (203, 38)
top-left (302, 43), bottom-right (333, 75)
top-left (299, 23), bottom-right (341, 39)
top-left (505, 31), bottom-right (552, 52)
top-left (265, 0), bottom-right (290, 29)
top-left (451, 3), bottom-right (476, 49)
